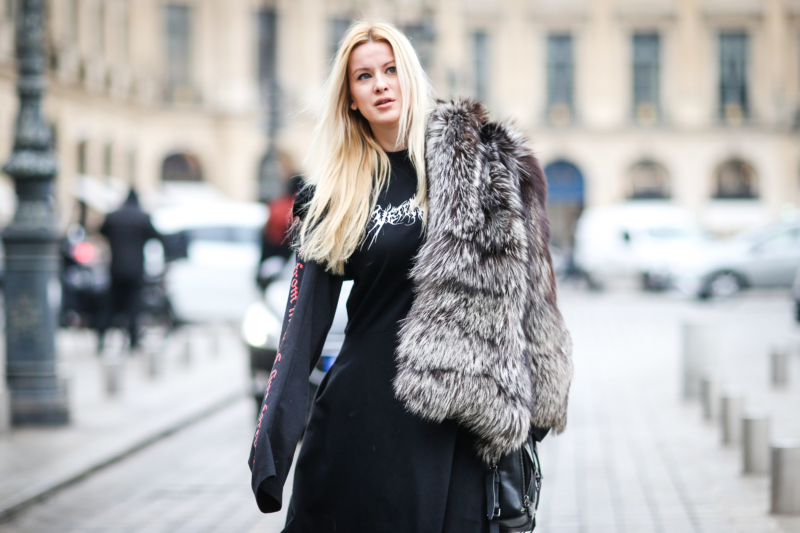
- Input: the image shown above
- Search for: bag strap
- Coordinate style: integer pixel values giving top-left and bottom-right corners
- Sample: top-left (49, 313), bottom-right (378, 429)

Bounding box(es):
top-left (486, 464), bottom-right (501, 533)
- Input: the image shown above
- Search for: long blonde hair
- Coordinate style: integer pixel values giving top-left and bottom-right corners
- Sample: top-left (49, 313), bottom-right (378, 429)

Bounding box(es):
top-left (298, 20), bottom-right (432, 275)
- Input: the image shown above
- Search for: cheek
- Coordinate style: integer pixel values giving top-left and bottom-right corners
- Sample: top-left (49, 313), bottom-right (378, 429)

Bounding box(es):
top-left (350, 86), bottom-right (368, 110)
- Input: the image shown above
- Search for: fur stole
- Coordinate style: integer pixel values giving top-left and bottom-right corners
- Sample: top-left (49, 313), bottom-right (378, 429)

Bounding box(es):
top-left (393, 99), bottom-right (573, 464)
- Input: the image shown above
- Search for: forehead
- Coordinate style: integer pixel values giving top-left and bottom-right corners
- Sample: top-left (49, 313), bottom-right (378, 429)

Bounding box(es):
top-left (348, 40), bottom-right (395, 73)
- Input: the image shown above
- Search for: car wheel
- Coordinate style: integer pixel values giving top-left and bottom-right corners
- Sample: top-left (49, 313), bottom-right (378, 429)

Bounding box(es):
top-left (703, 271), bottom-right (744, 299)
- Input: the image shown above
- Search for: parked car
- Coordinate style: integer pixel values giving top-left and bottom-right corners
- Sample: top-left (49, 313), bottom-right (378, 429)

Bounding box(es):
top-left (791, 266), bottom-right (800, 322)
top-left (242, 257), bottom-right (352, 414)
top-left (675, 213), bottom-right (800, 299)
top-left (573, 202), bottom-right (709, 290)
top-left (151, 201), bottom-right (267, 323)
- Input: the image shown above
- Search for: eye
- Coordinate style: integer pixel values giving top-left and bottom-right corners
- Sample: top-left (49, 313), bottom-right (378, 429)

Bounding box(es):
top-left (387, 66), bottom-right (397, 74)
top-left (357, 72), bottom-right (371, 81)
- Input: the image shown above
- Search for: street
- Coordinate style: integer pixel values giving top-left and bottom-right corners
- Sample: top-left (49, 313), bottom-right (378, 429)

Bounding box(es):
top-left (2, 286), bottom-right (800, 533)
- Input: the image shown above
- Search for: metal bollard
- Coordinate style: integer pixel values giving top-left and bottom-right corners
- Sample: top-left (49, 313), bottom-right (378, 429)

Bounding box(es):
top-left (771, 441), bottom-right (800, 514)
top-left (771, 350), bottom-right (790, 388)
top-left (720, 392), bottom-right (743, 445)
top-left (103, 356), bottom-right (124, 397)
top-left (682, 321), bottom-right (717, 400)
top-left (742, 412), bottom-right (770, 474)
top-left (0, 388), bottom-right (10, 433)
top-left (700, 376), bottom-right (719, 421)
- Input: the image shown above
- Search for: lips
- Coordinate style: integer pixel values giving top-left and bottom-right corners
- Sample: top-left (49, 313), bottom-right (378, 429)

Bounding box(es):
top-left (375, 98), bottom-right (394, 107)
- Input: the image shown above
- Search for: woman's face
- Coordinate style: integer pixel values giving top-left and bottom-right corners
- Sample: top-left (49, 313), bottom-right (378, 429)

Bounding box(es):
top-left (348, 40), bottom-right (403, 136)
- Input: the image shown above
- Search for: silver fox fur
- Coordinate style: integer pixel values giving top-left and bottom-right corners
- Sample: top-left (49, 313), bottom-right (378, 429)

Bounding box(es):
top-left (394, 99), bottom-right (574, 464)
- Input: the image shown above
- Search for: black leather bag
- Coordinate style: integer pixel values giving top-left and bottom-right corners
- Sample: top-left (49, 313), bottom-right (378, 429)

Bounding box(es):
top-left (486, 433), bottom-right (542, 533)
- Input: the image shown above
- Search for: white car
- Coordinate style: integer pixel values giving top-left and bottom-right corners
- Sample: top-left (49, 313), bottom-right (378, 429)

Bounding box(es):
top-left (151, 201), bottom-right (267, 323)
top-left (676, 214), bottom-right (800, 299)
top-left (242, 257), bottom-right (353, 412)
top-left (573, 202), bottom-right (709, 290)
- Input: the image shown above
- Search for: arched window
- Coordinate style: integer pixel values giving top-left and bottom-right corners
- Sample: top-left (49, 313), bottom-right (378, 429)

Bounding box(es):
top-left (162, 153), bottom-right (202, 181)
top-left (628, 160), bottom-right (670, 199)
top-left (714, 159), bottom-right (758, 199)
top-left (544, 160), bottom-right (585, 248)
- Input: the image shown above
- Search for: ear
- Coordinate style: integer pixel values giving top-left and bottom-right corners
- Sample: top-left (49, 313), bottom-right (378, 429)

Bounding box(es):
top-left (350, 101), bottom-right (358, 111)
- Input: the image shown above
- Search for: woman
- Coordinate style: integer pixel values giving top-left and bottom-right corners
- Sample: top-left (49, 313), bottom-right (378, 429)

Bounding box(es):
top-left (249, 21), bottom-right (573, 533)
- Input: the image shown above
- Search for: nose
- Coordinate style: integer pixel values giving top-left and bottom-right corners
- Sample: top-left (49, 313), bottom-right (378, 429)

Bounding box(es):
top-left (374, 74), bottom-right (388, 93)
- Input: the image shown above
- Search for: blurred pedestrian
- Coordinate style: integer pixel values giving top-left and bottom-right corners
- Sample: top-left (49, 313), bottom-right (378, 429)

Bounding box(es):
top-left (97, 189), bottom-right (161, 352)
top-left (248, 21), bottom-right (573, 532)
top-left (256, 175), bottom-right (303, 289)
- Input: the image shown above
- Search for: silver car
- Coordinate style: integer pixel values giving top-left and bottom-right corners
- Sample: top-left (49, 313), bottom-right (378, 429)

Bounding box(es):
top-left (676, 215), bottom-right (800, 298)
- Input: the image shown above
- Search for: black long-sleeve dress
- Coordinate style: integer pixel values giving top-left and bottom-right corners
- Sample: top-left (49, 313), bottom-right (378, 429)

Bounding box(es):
top-left (248, 149), bottom-right (491, 532)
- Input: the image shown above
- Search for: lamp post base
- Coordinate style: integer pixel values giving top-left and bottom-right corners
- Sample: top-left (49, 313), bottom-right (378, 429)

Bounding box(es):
top-left (9, 377), bottom-right (70, 425)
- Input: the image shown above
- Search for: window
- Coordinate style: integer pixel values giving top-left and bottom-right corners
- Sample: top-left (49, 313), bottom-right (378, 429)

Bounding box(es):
top-left (714, 159), bottom-right (758, 199)
top-left (121, 0), bottom-right (130, 60)
top-left (102, 143), bottom-right (112, 178)
top-left (628, 160), bottom-right (670, 199)
top-left (719, 32), bottom-right (748, 123)
top-left (473, 31), bottom-right (489, 102)
top-left (162, 153), bottom-right (202, 181)
top-left (547, 34), bottom-right (573, 125)
top-left (757, 228), bottom-right (800, 254)
top-left (77, 140), bottom-right (89, 175)
top-left (66, 0), bottom-right (79, 45)
top-left (97, 0), bottom-right (105, 54)
top-left (165, 4), bottom-right (192, 98)
top-left (127, 148), bottom-right (136, 184)
top-left (329, 18), bottom-right (351, 62)
top-left (403, 20), bottom-right (435, 71)
top-left (257, 7), bottom-right (278, 133)
top-left (633, 33), bottom-right (659, 125)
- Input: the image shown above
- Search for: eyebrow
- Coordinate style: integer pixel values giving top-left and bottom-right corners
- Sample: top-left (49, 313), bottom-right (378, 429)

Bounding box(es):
top-left (351, 60), bottom-right (396, 76)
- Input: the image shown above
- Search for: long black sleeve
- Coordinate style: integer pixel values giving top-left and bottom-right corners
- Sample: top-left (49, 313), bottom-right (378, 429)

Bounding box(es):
top-left (248, 255), bottom-right (343, 512)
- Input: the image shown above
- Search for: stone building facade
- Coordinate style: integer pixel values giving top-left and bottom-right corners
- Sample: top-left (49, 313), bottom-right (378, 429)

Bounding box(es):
top-left (273, 0), bottom-right (800, 244)
top-left (0, 0), bottom-right (268, 228)
top-left (0, 0), bottom-right (797, 243)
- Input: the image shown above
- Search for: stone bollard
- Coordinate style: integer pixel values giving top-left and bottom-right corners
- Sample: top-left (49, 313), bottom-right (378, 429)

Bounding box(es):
top-left (182, 332), bottom-right (193, 367)
top-left (682, 321), bottom-right (717, 400)
top-left (700, 376), bottom-right (719, 421)
top-left (145, 348), bottom-right (163, 379)
top-left (141, 329), bottom-right (164, 379)
top-left (720, 392), bottom-right (744, 445)
top-left (771, 350), bottom-right (790, 388)
top-left (209, 326), bottom-right (221, 358)
top-left (102, 355), bottom-right (125, 397)
top-left (771, 441), bottom-right (800, 515)
top-left (743, 412), bottom-right (770, 474)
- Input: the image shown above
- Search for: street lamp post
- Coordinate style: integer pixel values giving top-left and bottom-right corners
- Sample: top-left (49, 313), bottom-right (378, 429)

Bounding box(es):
top-left (2, 0), bottom-right (69, 424)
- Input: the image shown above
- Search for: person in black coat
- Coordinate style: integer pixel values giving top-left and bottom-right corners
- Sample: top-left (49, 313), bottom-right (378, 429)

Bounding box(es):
top-left (97, 189), bottom-right (162, 352)
top-left (248, 21), bottom-right (572, 533)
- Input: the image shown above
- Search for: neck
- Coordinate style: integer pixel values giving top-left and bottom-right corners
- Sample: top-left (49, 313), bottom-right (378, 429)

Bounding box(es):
top-left (371, 124), bottom-right (405, 152)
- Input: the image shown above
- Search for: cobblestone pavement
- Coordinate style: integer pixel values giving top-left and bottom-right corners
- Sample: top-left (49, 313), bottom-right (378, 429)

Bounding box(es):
top-left (0, 398), bottom-right (286, 533)
top-left (537, 287), bottom-right (800, 533)
top-left (0, 323), bottom-right (247, 518)
top-left (2, 289), bottom-right (800, 532)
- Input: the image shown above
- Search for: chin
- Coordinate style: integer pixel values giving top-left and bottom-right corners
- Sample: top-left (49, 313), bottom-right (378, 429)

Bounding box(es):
top-left (368, 112), bottom-right (402, 127)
